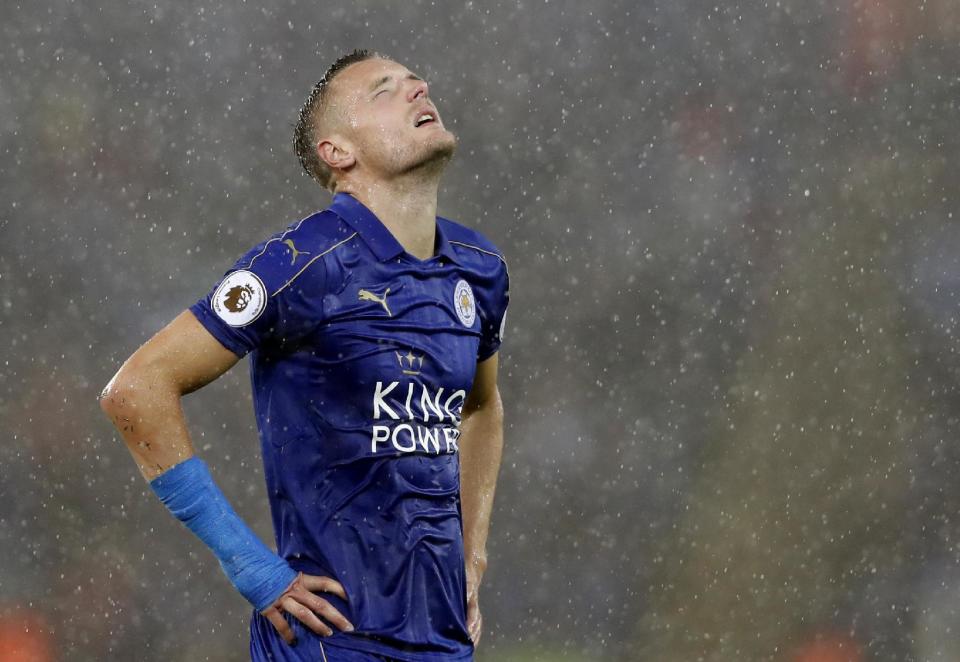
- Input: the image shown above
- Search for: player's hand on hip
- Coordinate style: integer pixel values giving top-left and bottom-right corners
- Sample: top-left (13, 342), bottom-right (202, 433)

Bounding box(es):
top-left (259, 571), bottom-right (355, 646)
top-left (466, 573), bottom-right (483, 646)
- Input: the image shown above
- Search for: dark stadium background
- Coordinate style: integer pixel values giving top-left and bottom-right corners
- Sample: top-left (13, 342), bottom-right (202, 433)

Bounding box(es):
top-left (3, 1), bottom-right (960, 660)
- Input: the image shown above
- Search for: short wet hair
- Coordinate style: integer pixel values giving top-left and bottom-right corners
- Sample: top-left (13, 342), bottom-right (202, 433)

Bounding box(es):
top-left (293, 49), bottom-right (382, 192)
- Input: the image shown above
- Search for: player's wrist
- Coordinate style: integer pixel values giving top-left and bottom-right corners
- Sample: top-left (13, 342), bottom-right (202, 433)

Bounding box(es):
top-left (148, 456), bottom-right (297, 611)
top-left (226, 546), bottom-right (299, 611)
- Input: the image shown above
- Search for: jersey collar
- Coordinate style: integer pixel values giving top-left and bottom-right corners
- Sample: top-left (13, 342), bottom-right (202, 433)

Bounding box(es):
top-left (330, 192), bottom-right (461, 264)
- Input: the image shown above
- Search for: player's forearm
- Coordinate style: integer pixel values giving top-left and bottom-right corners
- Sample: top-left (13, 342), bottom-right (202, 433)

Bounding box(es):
top-left (458, 393), bottom-right (504, 576)
top-left (100, 363), bottom-right (297, 612)
top-left (99, 363), bottom-right (196, 481)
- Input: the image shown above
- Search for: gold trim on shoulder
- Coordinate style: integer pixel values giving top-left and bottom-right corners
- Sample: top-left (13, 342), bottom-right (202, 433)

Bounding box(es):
top-left (449, 240), bottom-right (507, 264)
top-left (271, 232), bottom-right (358, 296)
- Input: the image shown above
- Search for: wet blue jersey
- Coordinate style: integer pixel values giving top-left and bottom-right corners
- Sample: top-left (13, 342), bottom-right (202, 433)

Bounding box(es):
top-left (188, 192), bottom-right (509, 661)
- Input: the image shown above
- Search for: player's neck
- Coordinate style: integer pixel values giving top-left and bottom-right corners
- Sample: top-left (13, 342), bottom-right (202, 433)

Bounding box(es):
top-left (341, 177), bottom-right (441, 262)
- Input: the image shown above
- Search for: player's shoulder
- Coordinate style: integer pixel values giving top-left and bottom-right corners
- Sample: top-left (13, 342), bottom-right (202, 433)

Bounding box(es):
top-left (438, 216), bottom-right (508, 269)
top-left (235, 209), bottom-right (355, 273)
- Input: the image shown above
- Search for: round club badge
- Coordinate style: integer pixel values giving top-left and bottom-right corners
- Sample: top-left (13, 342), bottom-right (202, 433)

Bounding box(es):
top-left (453, 279), bottom-right (477, 327)
top-left (211, 269), bottom-right (267, 327)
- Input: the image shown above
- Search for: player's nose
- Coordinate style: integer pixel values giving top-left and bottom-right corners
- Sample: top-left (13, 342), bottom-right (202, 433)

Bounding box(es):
top-left (408, 79), bottom-right (429, 102)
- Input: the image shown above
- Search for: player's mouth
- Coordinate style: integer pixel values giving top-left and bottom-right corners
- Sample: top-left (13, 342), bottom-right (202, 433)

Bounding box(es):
top-left (413, 109), bottom-right (440, 128)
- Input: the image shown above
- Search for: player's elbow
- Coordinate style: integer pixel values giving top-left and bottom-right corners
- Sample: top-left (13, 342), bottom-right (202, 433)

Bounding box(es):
top-left (463, 386), bottom-right (503, 422)
top-left (489, 389), bottom-right (504, 424)
top-left (98, 361), bottom-right (163, 419)
top-left (98, 369), bottom-right (134, 419)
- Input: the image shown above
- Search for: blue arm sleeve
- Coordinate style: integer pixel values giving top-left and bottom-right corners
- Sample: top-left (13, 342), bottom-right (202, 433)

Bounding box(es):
top-left (149, 456), bottom-right (298, 612)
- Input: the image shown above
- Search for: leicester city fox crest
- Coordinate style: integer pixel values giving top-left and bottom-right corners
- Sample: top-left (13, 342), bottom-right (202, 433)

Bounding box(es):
top-left (453, 279), bottom-right (476, 327)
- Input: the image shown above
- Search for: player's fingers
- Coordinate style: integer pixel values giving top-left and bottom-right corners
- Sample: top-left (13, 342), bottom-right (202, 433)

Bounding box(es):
top-left (295, 591), bottom-right (354, 632)
top-left (263, 607), bottom-right (298, 646)
top-left (282, 596), bottom-right (334, 637)
top-left (470, 611), bottom-right (483, 645)
top-left (301, 574), bottom-right (348, 600)
top-left (296, 590), bottom-right (355, 633)
top-left (466, 601), bottom-right (481, 641)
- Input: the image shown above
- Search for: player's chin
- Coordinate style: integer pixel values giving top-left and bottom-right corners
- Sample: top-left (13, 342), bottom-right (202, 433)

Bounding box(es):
top-left (432, 136), bottom-right (457, 162)
top-left (422, 129), bottom-right (457, 157)
top-left (405, 135), bottom-right (457, 171)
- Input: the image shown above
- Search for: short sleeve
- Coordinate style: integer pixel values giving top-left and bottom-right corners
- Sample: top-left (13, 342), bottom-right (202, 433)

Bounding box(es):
top-left (477, 258), bottom-right (510, 362)
top-left (188, 234), bottom-right (324, 358)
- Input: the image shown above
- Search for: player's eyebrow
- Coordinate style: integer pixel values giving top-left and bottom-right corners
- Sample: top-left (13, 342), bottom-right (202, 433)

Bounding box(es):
top-left (368, 72), bottom-right (424, 93)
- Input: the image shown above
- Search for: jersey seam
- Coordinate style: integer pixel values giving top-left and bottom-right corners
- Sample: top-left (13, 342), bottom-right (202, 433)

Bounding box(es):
top-left (271, 231), bottom-right (358, 296)
top-left (448, 240), bottom-right (506, 264)
top-left (242, 210), bottom-right (326, 270)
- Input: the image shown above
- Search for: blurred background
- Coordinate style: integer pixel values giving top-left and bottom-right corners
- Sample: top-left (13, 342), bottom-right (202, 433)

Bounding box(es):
top-left (3, 1), bottom-right (960, 660)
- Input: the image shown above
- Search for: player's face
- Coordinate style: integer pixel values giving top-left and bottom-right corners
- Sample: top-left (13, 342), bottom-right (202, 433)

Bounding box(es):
top-left (329, 58), bottom-right (457, 179)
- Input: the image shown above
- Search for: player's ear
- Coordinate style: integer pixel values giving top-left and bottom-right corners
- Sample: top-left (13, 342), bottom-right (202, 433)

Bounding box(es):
top-left (317, 137), bottom-right (355, 171)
